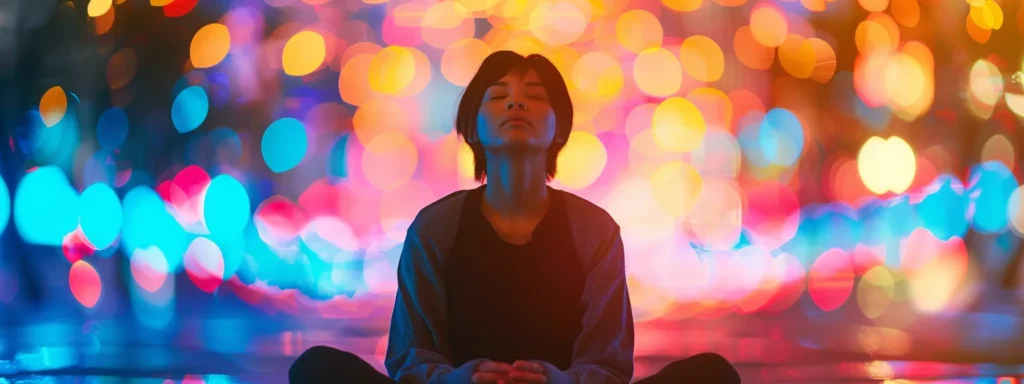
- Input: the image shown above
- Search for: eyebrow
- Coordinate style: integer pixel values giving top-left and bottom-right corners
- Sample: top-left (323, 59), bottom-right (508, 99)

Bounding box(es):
top-left (490, 81), bottom-right (546, 89)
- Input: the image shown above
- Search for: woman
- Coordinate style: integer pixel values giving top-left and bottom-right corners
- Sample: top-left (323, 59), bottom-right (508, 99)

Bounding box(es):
top-left (289, 51), bottom-right (741, 384)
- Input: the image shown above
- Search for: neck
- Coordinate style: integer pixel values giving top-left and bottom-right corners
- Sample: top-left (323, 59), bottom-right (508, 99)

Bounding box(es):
top-left (482, 152), bottom-right (549, 216)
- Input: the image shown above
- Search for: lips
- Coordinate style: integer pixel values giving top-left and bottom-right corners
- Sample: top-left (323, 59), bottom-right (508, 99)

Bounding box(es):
top-left (502, 117), bottom-right (531, 127)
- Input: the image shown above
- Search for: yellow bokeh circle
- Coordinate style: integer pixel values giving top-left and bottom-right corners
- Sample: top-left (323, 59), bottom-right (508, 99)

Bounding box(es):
top-left (750, 4), bottom-right (788, 47)
top-left (555, 131), bottom-right (608, 189)
top-left (368, 46), bottom-right (417, 95)
top-left (680, 35), bottom-right (725, 83)
top-left (441, 38), bottom-right (493, 86)
top-left (571, 51), bottom-right (624, 102)
top-left (633, 48), bottom-right (683, 97)
top-left (857, 136), bottom-right (916, 194)
top-left (528, 1), bottom-right (590, 46)
top-left (652, 97), bottom-right (707, 153)
top-left (282, 31), bottom-right (326, 76)
top-left (616, 10), bottom-right (663, 53)
top-left (190, 23), bottom-right (231, 69)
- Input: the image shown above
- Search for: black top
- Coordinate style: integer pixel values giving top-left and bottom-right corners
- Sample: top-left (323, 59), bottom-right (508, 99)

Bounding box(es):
top-left (384, 184), bottom-right (635, 383)
top-left (444, 185), bottom-right (586, 370)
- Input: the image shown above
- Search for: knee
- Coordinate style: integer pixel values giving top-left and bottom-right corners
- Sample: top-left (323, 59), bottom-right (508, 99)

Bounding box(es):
top-left (688, 353), bottom-right (734, 369)
top-left (659, 353), bottom-right (740, 384)
top-left (689, 353), bottom-right (740, 383)
top-left (289, 346), bottom-right (358, 380)
top-left (295, 346), bottom-right (350, 363)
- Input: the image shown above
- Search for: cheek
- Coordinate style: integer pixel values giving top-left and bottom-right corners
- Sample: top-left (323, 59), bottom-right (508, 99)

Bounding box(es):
top-left (476, 107), bottom-right (504, 140)
top-left (540, 111), bottom-right (557, 132)
top-left (476, 108), bottom-right (497, 130)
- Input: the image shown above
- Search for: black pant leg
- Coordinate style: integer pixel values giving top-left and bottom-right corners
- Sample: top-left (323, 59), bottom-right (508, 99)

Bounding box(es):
top-left (289, 345), bottom-right (398, 384)
top-left (635, 353), bottom-right (741, 384)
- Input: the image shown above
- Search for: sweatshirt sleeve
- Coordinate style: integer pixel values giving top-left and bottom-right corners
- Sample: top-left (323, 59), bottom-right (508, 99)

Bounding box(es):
top-left (536, 225), bottom-right (635, 384)
top-left (385, 222), bottom-right (472, 384)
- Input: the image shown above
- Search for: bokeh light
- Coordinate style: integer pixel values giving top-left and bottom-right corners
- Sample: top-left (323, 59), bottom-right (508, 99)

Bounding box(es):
top-left (202, 174), bottom-right (251, 241)
top-left (571, 51), bottom-right (623, 102)
top-left (70, 260), bottom-right (102, 308)
top-left (353, 98), bottom-right (409, 145)
top-left (555, 131), bottom-right (607, 190)
top-left (652, 97), bottom-right (707, 153)
top-left (734, 26), bottom-right (775, 71)
top-left (79, 183), bottom-right (122, 249)
top-left (968, 59), bottom-right (1003, 119)
top-left (282, 31), bottom-right (326, 76)
top-left (87, 0), bottom-right (112, 17)
top-left (809, 248), bottom-right (855, 312)
top-left (131, 246), bottom-right (170, 293)
top-left (261, 118), bottom-right (308, 173)
top-left (39, 86), bottom-right (67, 127)
top-left (680, 35), bottom-right (725, 83)
top-left (0, 176), bottom-right (9, 236)
top-left (441, 38), bottom-right (492, 86)
top-left (107, 48), bottom-right (137, 91)
top-left (528, 1), bottom-right (589, 46)
top-left (857, 266), bottom-right (895, 319)
top-left (901, 228), bottom-right (969, 313)
top-left (858, 136), bottom-right (916, 195)
top-left (633, 48), bottom-right (682, 97)
top-left (171, 86), bottom-right (209, 134)
top-left (190, 23), bottom-right (231, 69)
top-left (750, 3), bottom-right (788, 48)
top-left (617, 10), bottom-right (663, 53)
top-left (650, 161), bottom-right (703, 217)
top-left (757, 108), bottom-right (804, 167)
top-left (362, 133), bottom-right (418, 191)
top-left (14, 166), bottom-right (79, 246)
top-left (184, 237), bottom-right (225, 293)
top-left (662, 0), bottom-right (702, 12)
top-left (967, 161), bottom-right (1018, 233)
top-left (368, 46), bottom-right (416, 95)
top-left (9, 0), bottom-right (1024, 376)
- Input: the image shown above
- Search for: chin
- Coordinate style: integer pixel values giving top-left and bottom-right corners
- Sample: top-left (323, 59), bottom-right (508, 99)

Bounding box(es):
top-left (495, 140), bottom-right (548, 152)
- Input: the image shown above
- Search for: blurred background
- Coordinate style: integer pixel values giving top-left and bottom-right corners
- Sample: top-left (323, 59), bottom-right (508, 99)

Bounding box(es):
top-left (2, 0), bottom-right (1024, 382)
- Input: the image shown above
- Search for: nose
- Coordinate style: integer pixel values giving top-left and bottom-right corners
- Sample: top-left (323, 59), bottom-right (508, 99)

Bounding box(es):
top-left (504, 100), bottom-right (528, 111)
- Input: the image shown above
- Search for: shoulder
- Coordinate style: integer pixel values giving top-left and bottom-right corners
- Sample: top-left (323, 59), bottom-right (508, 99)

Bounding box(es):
top-left (407, 188), bottom-right (473, 241)
top-left (557, 189), bottom-right (620, 239)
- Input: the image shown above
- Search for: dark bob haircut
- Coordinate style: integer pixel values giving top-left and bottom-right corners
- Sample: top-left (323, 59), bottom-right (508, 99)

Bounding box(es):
top-left (455, 50), bottom-right (574, 183)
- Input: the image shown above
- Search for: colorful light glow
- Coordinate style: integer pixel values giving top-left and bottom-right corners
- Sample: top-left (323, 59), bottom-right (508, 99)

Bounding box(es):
top-left (10, 0), bottom-right (1024, 356)
top-left (190, 23), bottom-right (231, 69)
top-left (70, 260), bottom-right (102, 308)
top-left (282, 31), bottom-right (327, 76)
top-left (39, 86), bottom-right (67, 127)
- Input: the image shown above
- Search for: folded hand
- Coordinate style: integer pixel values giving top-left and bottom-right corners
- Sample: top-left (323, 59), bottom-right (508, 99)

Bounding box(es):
top-left (471, 360), bottom-right (549, 384)
top-left (472, 361), bottom-right (513, 384)
top-left (509, 360), bottom-right (547, 384)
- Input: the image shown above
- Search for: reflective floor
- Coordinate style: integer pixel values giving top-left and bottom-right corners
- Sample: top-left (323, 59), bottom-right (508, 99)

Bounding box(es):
top-left (1, 298), bottom-right (1023, 384)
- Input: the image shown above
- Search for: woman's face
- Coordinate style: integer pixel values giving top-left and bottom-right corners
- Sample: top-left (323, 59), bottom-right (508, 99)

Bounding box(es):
top-left (475, 69), bottom-right (558, 152)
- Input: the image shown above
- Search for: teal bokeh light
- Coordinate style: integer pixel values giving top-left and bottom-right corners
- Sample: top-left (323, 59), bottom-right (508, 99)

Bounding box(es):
top-left (171, 86), bottom-right (209, 134)
top-left (203, 174), bottom-right (251, 241)
top-left (0, 175), bottom-right (9, 236)
top-left (121, 185), bottom-right (189, 271)
top-left (79, 183), bottom-right (123, 249)
top-left (261, 117), bottom-right (308, 173)
top-left (14, 166), bottom-right (79, 246)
